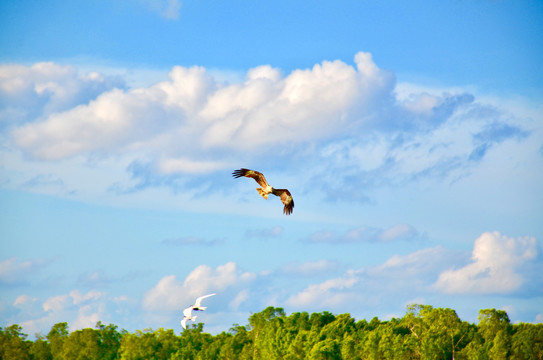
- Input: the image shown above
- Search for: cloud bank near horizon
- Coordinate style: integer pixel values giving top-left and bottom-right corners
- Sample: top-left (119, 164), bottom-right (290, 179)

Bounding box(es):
top-left (4, 231), bottom-right (541, 336)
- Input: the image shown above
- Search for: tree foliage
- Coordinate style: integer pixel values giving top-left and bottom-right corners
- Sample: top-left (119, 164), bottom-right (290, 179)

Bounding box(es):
top-left (1, 305), bottom-right (542, 359)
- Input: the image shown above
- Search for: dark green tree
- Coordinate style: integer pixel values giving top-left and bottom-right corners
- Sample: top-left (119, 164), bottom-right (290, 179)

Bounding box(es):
top-left (95, 322), bottom-right (122, 360)
top-left (30, 335), bottom-right (53, 360)
top-left (62, 328), bottom-right (102, 360)
top-left (248, 306), bottom-right (286, 359)
top-left (173, 323), bottom-right (211, 360)
top-left (0, 324), bottom-right (31, 360)
top-left (308, 338), bottom-right (341, 360)
top-left (47, 322), bottom-right (69, 360)
top-left (5, 305), bottom-right (543, 360)
top-left (510, 322), bottom-right (543, 360)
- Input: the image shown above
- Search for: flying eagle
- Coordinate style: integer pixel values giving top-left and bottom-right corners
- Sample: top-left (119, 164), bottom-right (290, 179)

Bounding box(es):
top-left (233, 168), bottom-right (294, 215)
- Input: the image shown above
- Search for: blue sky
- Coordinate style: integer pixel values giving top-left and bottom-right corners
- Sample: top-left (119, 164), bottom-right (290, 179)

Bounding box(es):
top-left (1, 0), bottom-right (542, 336)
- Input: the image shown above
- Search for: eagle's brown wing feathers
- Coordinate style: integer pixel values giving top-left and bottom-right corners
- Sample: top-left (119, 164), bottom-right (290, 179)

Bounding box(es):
top-left (232, 168), bottom-right (269, 188)
top-left (233, 168), bottom-right (294, 215)
top-left (273, 189), bottom-right (294, 215)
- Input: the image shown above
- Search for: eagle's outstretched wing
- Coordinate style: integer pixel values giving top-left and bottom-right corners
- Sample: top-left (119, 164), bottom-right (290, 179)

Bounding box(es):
top-left (233, 168), bottom-right (294, 215)
top-left (274, 189), bottom-right (294, 215)
top-left (232, 168), bottom-right (269, 188)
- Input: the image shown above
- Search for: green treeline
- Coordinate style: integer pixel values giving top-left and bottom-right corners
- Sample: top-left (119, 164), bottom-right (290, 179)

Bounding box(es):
top-left (1, 305), bottom-right (542, 359)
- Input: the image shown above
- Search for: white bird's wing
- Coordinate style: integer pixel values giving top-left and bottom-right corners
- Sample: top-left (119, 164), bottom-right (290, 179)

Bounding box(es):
top-left (183, 306), bottom-right (193, 318)
top-left (194, 293), bottom-right (216, 307)
top-left (181, 318), bottom-right (187, 330)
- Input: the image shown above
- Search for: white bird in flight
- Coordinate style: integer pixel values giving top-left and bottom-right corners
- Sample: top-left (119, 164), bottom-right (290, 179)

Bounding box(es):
top-left (181, 293), bottom-right (216, 330)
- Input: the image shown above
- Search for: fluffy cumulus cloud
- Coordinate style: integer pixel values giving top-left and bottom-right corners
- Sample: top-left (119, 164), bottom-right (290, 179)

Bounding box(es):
top-left (7, 53), bottom-right (392, 163)
top-left (1, 52), bottom-right (539, 203)
top-left (284, 246), bottom-right (454, 312)
top-left (434, 232), bottom-right (539, 294)
top-left (5, 264), bottom-right (258, 335)
top-left (285, 232), bottom-right (541, 313)
top-left (42, 294), bottom-right (69, 312)
top-left (143, 262), bottom-right (256, 314)
top-left (0, 62), bottom-right (123, 128)
top-left (5, 233), bottom-right (540, 335)
top-left (286, 272), bottom-right (359, 308)
top-left (8, 289), bottom-right (112, 336)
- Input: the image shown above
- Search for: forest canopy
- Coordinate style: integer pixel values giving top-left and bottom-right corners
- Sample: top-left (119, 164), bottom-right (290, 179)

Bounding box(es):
top-left (1, 304), bottom-right (542, 359)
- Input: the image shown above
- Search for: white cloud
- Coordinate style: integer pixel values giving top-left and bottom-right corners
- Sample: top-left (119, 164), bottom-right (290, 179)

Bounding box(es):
top-left (280, 260), bottom-right (341, 277)
top-left (434, 232), bottom-right (538, 294)
top-left (11, 87), bottom-right (176, 160)
top-left (13, 294), bottom-right (37, 307)
top-left (399, 92), bottom-right (440, 115)
top-left (2, 52), bottom-right (540, 208)
top-left (13, 289), bottom-right (111, 335)
top-left (201, 53), bottom-right (393, 150)
top-left (378, 224), bottom-right (419, 242)
top-left (0, 257), bottom-right (51, 285)
top-left (245, 226), bottom-right (284, 239)
top-left (70, 290), bottom-right (105, 305)
top-left (113, 296), bottom-right (129, 303)
top-left (359, 246), bottom-right (457, 296)
top-left (286, 272), bottom-right (358, 308)
top-left (501, 305), bottom-right (516, 318)
top-left (304, 230), bottom-right (336, 243)
top-left (77, 270), bottom-right (142, 287)
top-left (8, 64), bottom-right (213, 161)
top-left (304, 224), bottom-right (423, 243)
top-left (71, 305), bottom-right (102, 330)
top-left (158, 157), bottom-right (230, 175)
top-left (0, 62), bottom-right (123, 127)
top-left (19, 318), bottom-right (53, 337)
top-left (371, 246), bottom-right (447, 274)
top-left (43, 295), bottom-right (69, 312)
top-left (143, 262), bottom-right (256, 312)
top-left (284, 245), bottom-right (458, 312)
top-left (229, 289), bottom-right (250, 311)
top-left (6, 232), bottom-right (541, 335)
top-left (142, 275), bottom-right (183, 312)
top-left (8, 52), bottom-right (392, 164)
top-left (142, 0), bottom-right (182, 19)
